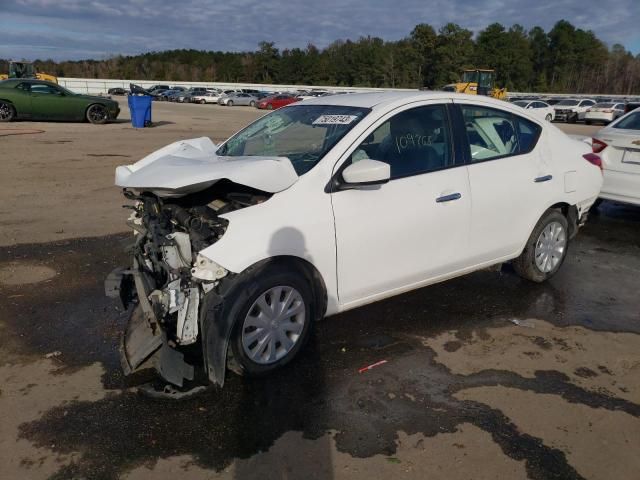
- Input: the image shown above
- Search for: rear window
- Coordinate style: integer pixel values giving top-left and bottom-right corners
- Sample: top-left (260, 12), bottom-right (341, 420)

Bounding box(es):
top-left (613, 112), bottom-right (640, 130)
top-left (556, 100), bottom-right (579, 106)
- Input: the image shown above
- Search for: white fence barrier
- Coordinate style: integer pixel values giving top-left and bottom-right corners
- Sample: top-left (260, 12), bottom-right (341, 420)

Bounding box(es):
top-left (57, 77), bottom-right (414, 96)
top-left (57, 77), bottom-right (637, 100)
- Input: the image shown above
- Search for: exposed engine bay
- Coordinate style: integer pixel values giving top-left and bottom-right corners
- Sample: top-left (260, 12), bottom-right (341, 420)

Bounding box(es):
top-left (106, 180), bottom-right (270, 393)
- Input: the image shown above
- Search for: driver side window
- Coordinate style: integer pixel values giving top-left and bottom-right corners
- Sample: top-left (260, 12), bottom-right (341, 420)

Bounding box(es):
top-left (30, 84), bottom-right (60, 95)
top-left (349, 104), bottom-right (452, 179)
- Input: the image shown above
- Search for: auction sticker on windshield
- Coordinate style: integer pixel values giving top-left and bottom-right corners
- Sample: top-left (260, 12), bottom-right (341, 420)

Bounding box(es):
top-left (313, 115), bottom-right (359, 125)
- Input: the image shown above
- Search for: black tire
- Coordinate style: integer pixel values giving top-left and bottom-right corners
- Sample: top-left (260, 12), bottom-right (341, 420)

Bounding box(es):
top-left (199, 100), bottom-right (205, 104)
top-left (227, 264), bottom-right (314, 377)
top-left (227, 100), bottom-right (234, 107)
top-left (513, 209), bottom-right (570, 283)
top-left (585, 120), bottom-right (592, 125)
top-left (249, 100), bottom-right (256, 107)
top-left (545, 113), bottom-right (552, 122)
top-left (0, 101), bottom-right (16, 122)
top-left (267, 104), bottom-right (274, 110)
top-left (569, 114), bottom-right (577, 124)
top-left (86, 104), bottom-right (108, 124)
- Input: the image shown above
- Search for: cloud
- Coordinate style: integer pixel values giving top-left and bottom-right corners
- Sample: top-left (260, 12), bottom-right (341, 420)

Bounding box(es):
top-left (0, 0), bottom-right (637, 61)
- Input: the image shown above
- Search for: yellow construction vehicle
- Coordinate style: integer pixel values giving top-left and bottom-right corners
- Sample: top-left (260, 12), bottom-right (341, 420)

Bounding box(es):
top-left (0, 61), bottom-right (58, 83)
top-left (442, 69), bottom-right (507, 100)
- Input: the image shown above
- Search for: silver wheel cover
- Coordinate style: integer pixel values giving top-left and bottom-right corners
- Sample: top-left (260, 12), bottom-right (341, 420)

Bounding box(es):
top-left (534, 221), bottom-right (567, 273)
top-left (241, 286), bottom-right (306, 365)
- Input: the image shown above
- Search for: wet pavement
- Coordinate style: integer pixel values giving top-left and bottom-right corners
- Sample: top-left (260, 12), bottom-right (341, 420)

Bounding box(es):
top-left (0, 201), bottom-right (639, 480)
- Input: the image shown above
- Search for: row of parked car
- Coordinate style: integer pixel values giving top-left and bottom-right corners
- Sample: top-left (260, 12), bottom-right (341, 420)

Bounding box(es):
top-left (510, 96), bottom-right (640, 125)
top-left (108, 84), bottom-right (351, 110)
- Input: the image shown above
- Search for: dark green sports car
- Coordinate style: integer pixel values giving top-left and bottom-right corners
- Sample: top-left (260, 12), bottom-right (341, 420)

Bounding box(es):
top-left (0, 79), bottom-right (120, 124)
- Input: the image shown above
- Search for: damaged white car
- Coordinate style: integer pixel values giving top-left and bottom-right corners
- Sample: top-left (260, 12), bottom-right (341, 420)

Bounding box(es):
top-left (106, 92), bottom-right (602, 393)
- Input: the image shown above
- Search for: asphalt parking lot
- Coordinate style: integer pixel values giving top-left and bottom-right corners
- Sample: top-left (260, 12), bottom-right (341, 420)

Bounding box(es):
top-left (1, 99), bottom-right (639, 480)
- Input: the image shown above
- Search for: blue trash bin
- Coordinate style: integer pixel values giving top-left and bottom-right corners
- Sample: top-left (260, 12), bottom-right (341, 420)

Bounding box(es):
top-left (128, 95), bottom-right (152, 128)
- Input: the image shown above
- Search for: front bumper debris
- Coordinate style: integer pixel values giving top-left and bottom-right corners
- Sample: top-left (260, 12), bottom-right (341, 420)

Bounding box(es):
top-left (106, 264), bottom-right (198, 388)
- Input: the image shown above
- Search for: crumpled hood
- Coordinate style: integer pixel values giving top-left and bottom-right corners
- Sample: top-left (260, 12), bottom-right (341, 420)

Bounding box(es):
top-left (115, 137), bottom-right (299, 197)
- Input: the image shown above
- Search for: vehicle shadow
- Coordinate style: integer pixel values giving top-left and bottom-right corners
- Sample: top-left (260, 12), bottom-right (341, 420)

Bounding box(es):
top-left (232, 227), bottom-right (334, 480)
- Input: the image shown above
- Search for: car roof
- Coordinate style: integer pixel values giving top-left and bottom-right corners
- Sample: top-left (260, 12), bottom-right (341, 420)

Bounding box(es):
top-left (0, 78), bottom-right (55, 87)
top-left (300, 91), bottom-right (507, 109)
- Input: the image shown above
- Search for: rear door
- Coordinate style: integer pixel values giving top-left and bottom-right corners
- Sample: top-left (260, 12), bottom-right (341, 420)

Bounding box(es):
top-left (455, 101), bottom-right (548, 264)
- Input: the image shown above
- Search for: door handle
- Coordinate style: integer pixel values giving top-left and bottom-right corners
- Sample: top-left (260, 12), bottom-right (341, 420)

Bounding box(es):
top-left (436, 192), bottom-right (462, 203)
top-left (534, 175), bottom-right (553, 183)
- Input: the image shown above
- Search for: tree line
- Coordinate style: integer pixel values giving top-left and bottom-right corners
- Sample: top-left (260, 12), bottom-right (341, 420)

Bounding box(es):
top-left (2, 20), bottom-right (639, 94)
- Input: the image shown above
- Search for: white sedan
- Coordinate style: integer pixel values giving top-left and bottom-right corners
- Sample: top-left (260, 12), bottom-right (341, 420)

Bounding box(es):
top-left (584, 102), bottom-right (625, 125)
top-left (592, 109), bottom-right (640, 205)
top-left (192, 92), bottom-right (221, 104)
top-left (107, 92), bottom-right (602, 390)
top-left (512, 99), bottom-right (555, 121)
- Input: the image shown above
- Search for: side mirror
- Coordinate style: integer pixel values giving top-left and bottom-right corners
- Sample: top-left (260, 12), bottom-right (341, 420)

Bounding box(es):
top-left (341, 159), bottom-right (390, 186)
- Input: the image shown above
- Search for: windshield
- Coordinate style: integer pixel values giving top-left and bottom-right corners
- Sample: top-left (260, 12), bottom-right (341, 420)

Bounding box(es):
top-left (217, 104), bottom-right (370, 176)
top-left (613, 111), bottom-right (640, 130)
top-left (556, 100), bottom-right (579, 106)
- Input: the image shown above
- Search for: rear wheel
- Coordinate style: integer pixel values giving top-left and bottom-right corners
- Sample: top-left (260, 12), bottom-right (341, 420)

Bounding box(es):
top-left (0, 101), bottom-right (16, 122)
top-left (227, 266), bottom-right (314, 377)
top-left (249, 100), bottom-right (256, 107)
top-left (545, 113), bottom-right (552, 121)
top-left (86, 104), bottom-right (108, 124)
top-left (513, 210), bottom-right (569, 283)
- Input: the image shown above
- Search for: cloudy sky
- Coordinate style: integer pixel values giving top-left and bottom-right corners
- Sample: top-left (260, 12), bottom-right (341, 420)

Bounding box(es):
top-left (1, 0), bottom-right (638, 61)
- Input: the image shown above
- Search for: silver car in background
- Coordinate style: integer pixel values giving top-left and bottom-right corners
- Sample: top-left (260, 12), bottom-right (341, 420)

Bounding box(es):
top-left (219, 92), bottom-right (258, 107)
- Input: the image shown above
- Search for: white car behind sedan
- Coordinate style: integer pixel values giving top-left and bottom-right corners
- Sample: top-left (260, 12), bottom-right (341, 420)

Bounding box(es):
top-left (192, 92), bottom-right (221, 104)
top-left (108, 92), bottom-right (602, 389)
top-left (584, 102), bottom-right (625, 125)
top-left (592, 109), bottom-right (640, 205)
top-left (512, 100), bottom-right (555, 121)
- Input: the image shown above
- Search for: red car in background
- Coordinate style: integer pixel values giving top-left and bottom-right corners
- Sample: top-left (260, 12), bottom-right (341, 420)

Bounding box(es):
top-left (256, 94), bottom-right (298, 110)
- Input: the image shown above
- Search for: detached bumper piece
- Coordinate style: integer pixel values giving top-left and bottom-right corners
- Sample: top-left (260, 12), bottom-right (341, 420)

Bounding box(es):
top-left (106, 267), bottom-right (201, 393)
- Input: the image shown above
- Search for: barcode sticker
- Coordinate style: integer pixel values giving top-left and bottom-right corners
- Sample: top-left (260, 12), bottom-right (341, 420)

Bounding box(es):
top-left (312, 115), bottom-right (358, 125)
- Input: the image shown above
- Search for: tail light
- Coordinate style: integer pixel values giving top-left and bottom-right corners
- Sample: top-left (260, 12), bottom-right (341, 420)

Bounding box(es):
top-left (583, 153), bottom-right (603, 171)
top-left (592, 138), bottom-right (607, 154)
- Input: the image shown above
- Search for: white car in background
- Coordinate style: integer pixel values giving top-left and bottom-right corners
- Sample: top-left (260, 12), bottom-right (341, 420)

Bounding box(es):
top-left (512, 100), bottom-right (555, 121)
top-left (554, 98), bottom-right (596, 123)
top-left (192, 92), bottom-right (221, 104)
top-left (592, 109), bottom-right (640, 206)
top-left (107, 92), bottom-right (602, 390)
top-left (584, 102), bottom-right (626, 125)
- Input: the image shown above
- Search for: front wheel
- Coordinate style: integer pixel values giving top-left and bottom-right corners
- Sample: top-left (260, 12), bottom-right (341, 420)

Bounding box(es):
top-left (86, 104), bottom-right (108, 124)
top-left (545, 113), bottom-right (552, 121)
top-left (0, 101), bottom-right (16, 122)
top-left (513, 210), bottom-right (569, 283)
top-left (227, 266), bottom-right (314, 377)
top-left (199, 100), bottom-right (206, 104)
top-left (227, 100), bottom-right (233, 107)
top-left (585, 120), bottom-right (592, 125)
top-left (267, 104), bottom-right (274, 110)
top-left (249, 100), bottom-right (256, 107)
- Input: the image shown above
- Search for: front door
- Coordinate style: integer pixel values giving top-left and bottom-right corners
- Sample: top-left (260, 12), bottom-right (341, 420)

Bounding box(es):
top-left (331, 102), bottom-right (471, 308)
